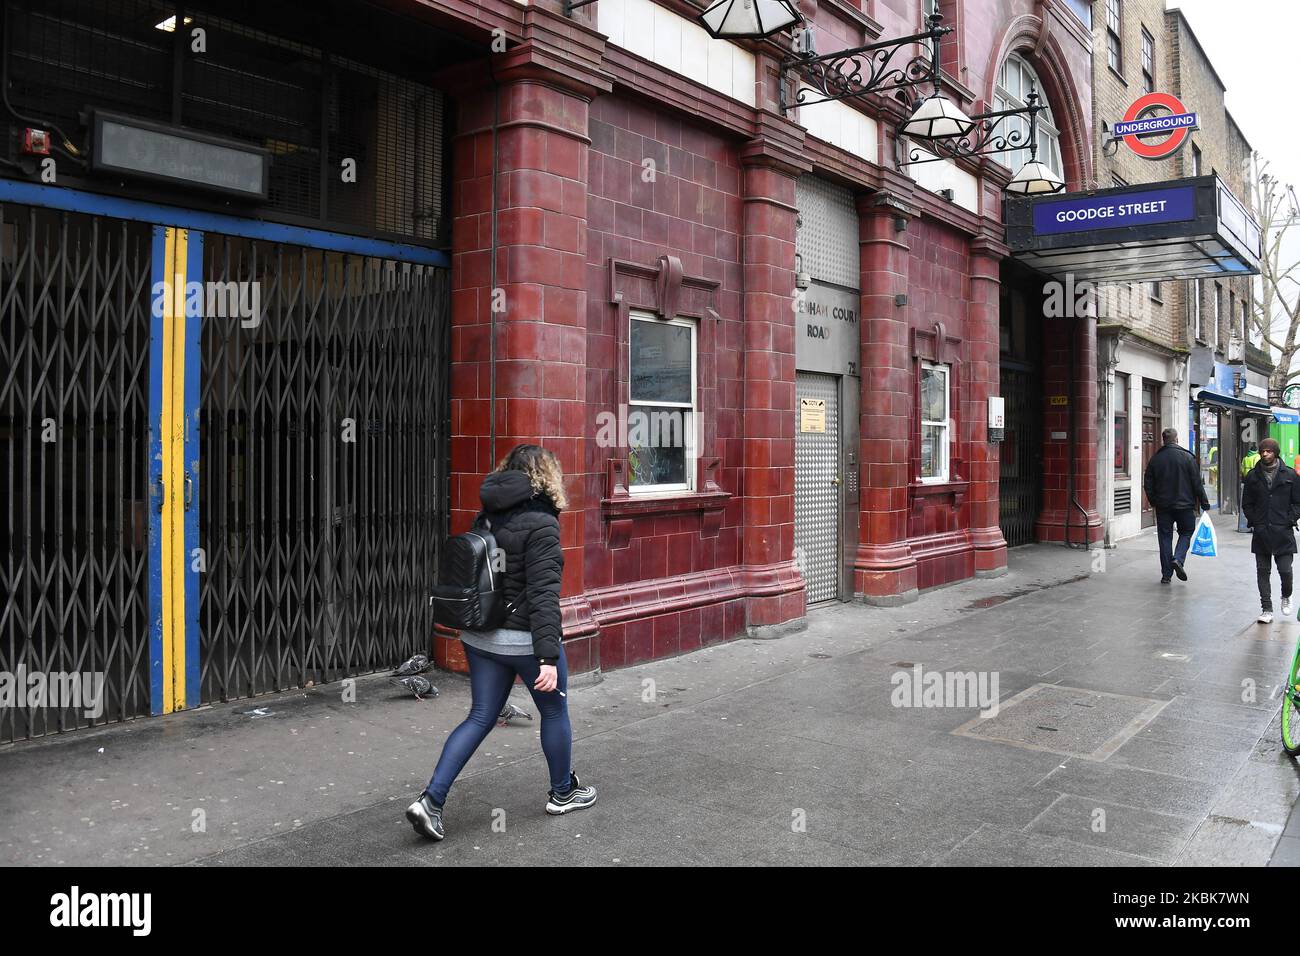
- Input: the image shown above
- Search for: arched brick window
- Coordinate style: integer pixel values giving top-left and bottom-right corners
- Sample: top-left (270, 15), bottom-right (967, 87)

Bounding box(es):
top-left (992, 53), bottom-right (1062, 180)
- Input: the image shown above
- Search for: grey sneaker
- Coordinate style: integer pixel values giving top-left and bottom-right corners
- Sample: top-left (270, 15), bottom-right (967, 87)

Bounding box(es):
top-left (1258, 611), bottom-right (1275, 624)
top-left (546, 772), bottom-right (597, 815)
top-left (1284, 599), bottom-right (1294, 617)
top-left (405, 793), bottom-right (445, 840)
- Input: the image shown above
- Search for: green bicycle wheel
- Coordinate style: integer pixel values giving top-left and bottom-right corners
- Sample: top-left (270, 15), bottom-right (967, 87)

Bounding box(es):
top-left (1282, 639), bottom-right (1300, 757)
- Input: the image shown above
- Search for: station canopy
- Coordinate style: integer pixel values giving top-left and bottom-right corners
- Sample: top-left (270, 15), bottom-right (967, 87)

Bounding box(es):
top-left (1005, 175), bottom-right (1260, 283)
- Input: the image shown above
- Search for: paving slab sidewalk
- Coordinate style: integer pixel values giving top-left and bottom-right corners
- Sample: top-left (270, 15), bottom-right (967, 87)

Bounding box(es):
top-left (3, 514), bottom-right (1298, 867)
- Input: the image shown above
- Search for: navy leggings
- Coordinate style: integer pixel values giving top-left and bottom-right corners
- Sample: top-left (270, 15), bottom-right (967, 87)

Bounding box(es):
top-left (424, 643), bottom-right (572, 805)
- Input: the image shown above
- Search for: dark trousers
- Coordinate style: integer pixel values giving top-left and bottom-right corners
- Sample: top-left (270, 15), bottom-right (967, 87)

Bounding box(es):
top-left (1156, 508), bottom-right (1196, 580)
top-left (1256, 550), bottom-right (1294, 612)
top-left (425, 644), bottom-right (572, 805)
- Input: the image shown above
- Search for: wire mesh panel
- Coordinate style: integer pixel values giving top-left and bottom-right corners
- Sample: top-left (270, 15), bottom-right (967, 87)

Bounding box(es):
top-left (4, 0), bottom-right (451, 243)
top-left (198, 238), bottom-right (449, 703)
top-left (795, 176), bottom-right (859, 290)
top-left (0, 204), bottom-right (154, 742)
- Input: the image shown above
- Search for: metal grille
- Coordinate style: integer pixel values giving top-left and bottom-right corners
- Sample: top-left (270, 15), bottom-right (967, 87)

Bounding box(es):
top-left (795, 372), bottom-right (840, 604)
top-left (796, 176), bottom-right (860, 290)
top-left (1114, 485), bottom-right (1131, 515)
top-left (198, 237), bottom-right (449, 703)
top-left (4, 0), bottom-right (175, 130)
top-left (0, 204), bottom-right (153, 742)
top-left (4, 0), bottom-right (450, 244)
top-left (999, 365), bottom-right (1042, 547)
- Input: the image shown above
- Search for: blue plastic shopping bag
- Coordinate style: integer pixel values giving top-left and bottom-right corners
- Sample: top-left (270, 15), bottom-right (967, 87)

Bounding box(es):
top-left (1190, 511), bottom-right (1218, 558)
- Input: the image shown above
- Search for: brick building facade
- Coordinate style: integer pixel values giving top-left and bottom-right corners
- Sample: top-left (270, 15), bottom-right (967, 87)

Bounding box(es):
top-left (1091, 2), bottom-right (1258, 545)
top-left (436, 0), bottom-right (1099, 675)
top-left (0, 0), bottom-right (1145, 736)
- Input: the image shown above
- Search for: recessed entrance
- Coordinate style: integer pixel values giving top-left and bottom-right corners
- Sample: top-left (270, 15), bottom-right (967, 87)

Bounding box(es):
top-left (998, 264), bottom-right (1044, 548)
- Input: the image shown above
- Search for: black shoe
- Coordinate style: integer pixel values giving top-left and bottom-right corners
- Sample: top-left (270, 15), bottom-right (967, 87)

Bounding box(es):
top-left (1160, 577), bottom-right (1171, 585)
top-left (546, 772), bottom-right (597, 815)
top-left (405, 793), bottom-right (445, 840)
top-left (1171, 559), bottom-right (1187, 581)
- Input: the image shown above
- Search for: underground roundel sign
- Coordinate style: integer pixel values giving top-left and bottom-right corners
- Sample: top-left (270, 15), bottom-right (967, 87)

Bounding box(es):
top-left (1113, 92), bottom-right (1199, 160)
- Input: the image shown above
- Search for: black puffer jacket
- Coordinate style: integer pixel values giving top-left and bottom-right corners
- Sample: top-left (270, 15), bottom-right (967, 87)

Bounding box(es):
top-left (476, 471), bottom-right (564, 663)
top-left (1143, 443), bottom-right (1210, 512)
top-left (1242, 460), bottom-right (1300, 556)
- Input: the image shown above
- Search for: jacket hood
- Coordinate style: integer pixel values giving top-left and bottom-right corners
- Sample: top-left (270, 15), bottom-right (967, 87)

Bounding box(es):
top-left (480, 470), bottom-right (536, 512)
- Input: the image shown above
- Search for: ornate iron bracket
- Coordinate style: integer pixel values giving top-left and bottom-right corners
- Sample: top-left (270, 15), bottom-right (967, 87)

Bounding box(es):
top-left (898, 89), bottom-right (1045, 167)
top-left (779, 14), bottom-right (952, 115)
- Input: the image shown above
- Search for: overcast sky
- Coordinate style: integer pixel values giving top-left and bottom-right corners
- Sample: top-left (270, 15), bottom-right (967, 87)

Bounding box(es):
top-left (1167, 1), bottom-right (1299, 189)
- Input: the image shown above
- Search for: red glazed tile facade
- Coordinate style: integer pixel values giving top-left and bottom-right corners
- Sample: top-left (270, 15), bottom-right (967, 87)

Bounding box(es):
top-left (431, 0), bottom-right (1098, 674)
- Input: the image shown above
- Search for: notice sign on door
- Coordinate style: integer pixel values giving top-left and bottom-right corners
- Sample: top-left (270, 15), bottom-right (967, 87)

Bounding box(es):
top-left (800, 398), bottom-right (827, 433)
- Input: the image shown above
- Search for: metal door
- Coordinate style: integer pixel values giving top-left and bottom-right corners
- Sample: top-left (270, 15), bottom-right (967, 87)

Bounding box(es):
top-left (0, 204), bottom-right (154, 741)
top-left (999, 364), bottom-right (1043, 547)
top-left (795, 372), bottom-right (841, 604)
top-left (1140, 380), bottom-right (1161, 528)
top-left (198, 238), bottom-right (449, 703)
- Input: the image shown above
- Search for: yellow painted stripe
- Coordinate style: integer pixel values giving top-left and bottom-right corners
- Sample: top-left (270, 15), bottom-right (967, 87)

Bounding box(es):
top-left (158, 229), bottom-right (192, 714)
top-left (160, 228), bottom-right (177, 714)
top-left (171, 229), bottom-right (188, 710)
top-left (170, 230), bottom-right (188, 712)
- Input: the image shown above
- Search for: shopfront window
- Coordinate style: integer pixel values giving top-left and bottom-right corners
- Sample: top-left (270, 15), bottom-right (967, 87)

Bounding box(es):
top-left (1199, 404), bottom-right (1220, 509)
top-left (1114, 373), bottom-right (1129, 475)
top-left (921, 362), bottom-right (950, 482)
top-left (629, 313), bottom-right (697, 492)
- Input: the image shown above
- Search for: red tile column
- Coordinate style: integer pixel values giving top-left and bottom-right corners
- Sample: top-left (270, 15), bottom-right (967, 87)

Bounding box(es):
top-left (968, 237), bottom-right (1009, 576)
top-left (440, 19), bottom-right (611, 671)
top-left (855, 191), bottom-right (918, 605)
top-left (737, 113), bottom-right (809, 636)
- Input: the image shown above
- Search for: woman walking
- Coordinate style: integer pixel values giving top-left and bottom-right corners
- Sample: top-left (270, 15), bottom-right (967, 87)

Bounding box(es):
top-left (406, 444), bottom-right (596, 841)
top-left (1242, 437), bottom-right (1300, 624)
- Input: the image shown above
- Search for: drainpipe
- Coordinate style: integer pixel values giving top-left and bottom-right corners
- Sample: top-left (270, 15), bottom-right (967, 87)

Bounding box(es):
top-left (487, 59), bottom-right (501, 467)
top-left (1065, 312), bottom-right (1089, 549)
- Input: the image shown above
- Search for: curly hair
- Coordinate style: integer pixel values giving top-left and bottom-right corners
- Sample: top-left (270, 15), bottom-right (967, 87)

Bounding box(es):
top-left (494, 444), bottom-right (569, 510)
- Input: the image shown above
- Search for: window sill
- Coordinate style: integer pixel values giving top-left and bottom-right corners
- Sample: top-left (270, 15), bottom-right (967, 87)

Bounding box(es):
top-left (601, 490), bottom-right (731, 520)
top-left (1108, 65), bottom-right (1128, 86)
top-left (911, 479), bottom-right (969, 496)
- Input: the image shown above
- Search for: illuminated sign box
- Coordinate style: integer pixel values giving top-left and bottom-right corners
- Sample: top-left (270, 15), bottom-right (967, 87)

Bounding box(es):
top-left (1005, 175), bottom-right (1260, 283)
top-left (91, 111), bottom-right (270, 200)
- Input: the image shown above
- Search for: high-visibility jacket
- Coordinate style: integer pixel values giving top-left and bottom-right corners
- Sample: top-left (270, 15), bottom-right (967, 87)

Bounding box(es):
top-left (1242, 451), bottom-right (1260, 477)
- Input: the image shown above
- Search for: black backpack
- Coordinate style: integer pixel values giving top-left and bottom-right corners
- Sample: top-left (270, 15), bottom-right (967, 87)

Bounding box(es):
top-left (429, 521), bottom-right (512, 631)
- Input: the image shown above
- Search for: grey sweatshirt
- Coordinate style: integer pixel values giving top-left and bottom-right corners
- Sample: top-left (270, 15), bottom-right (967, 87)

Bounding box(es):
top-left (459, 628), bottom-right (534, 657)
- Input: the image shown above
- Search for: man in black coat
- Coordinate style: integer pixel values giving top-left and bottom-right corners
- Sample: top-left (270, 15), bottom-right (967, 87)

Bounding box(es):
top-left (1143, 427), bottom-right (1211, 585)
top-left (1241, 437), bottom-right (1300, 623)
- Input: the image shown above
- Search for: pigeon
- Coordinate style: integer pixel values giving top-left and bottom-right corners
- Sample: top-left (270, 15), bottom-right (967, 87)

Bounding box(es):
top-left (390, 675), bottom-right (438, 700)
top-left (498, 702), bottom-right (533, 726)
top-left (393, 653), bottom-right (431, 678)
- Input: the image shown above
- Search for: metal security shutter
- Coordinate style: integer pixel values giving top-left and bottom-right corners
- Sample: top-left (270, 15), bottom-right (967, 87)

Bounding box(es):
top-left (796, 177), bottom-right (859, 290)
top-left (795, 372), bottom-right (841, 604)
top-left (198, 237), bottom-right (449, 703)
top-left (0, 205), bottom-right (154, 741)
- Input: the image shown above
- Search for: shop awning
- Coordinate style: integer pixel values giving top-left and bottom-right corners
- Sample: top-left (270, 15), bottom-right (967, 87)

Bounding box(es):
top-left (1004, 175), bottom-right (1260, 283)
top-left (1274, 407), bottom-right (1300, 425)
top-left (1195, 390), bottom-right (1272, 414)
